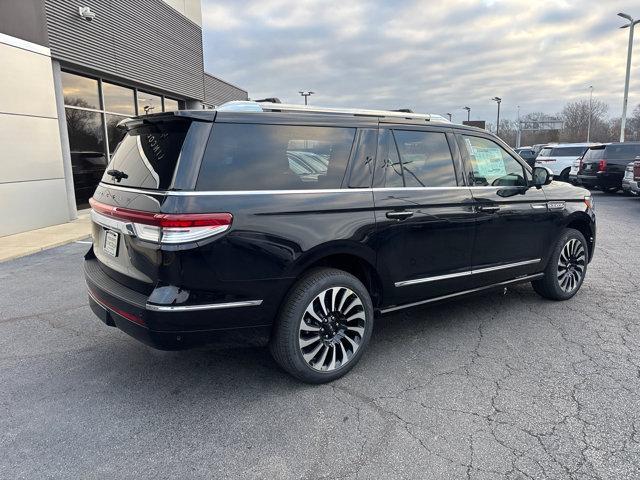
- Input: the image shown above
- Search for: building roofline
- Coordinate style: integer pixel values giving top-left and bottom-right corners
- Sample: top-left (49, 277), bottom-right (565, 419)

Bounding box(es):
top-left (204, 72), bottom-right (247, 94)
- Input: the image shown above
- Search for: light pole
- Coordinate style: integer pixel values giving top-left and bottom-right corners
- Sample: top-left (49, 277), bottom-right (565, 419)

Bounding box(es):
top-left (299, 91), bottom-right (315, 105)
top-left (492, 97), bottom-right (502, 136)
top-left (446, 112), bottom-right (452, 121)
top-left (463, 106), bottom-right (471, 122)
top-left (587, 85), bottom-right (593, 142)
top-left (516, 105), bottom-right (522, 148)
top-left (618, 13), bottom-right (640, 142)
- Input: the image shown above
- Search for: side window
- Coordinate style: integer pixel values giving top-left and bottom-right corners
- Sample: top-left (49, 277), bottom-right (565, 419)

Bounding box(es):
top-left (377, 129), bottom-right (403, 187)
top-left (461, 135), bottom-right (527, 187)
top-left (393, 130), bottom-right (457, 187)
top-left (197, 124), bottom-right (356, 190)
top-left (347, 129), bottom-right (377, 188)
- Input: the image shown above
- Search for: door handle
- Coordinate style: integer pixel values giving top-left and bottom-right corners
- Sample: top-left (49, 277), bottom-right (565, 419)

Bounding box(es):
top-left (477, 205), bottom-right (500, 213)
top-left (386, 210), bottom-right (414, 220)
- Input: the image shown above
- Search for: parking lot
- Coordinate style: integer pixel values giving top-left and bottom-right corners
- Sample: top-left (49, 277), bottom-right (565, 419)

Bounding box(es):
top-left (1, 191), bottom-right (639, 479)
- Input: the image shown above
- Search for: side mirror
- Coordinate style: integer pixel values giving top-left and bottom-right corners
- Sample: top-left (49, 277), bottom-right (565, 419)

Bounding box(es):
top-left (532, 166), bottom-right (553, 188)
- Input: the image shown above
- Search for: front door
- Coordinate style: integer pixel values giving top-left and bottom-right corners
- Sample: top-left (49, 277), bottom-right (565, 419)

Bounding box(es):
top-left (456, 133), bottom-right (552, 287)
top-left (373, 128), bottom-right (476, 307)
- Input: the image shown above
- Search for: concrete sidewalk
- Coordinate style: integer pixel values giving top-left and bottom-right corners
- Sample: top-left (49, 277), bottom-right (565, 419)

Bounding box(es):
top-left (0, 211), bottom-right (91, 262)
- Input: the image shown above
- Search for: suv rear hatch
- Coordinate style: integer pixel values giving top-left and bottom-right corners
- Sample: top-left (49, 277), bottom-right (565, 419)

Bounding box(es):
top-left (579, 145), bottom-right (607, 175)
top-left (89, 112), bottom-right (217, 293)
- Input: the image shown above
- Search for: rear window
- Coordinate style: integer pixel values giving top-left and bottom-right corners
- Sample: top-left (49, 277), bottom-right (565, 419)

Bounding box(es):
top-left (101, 120), bottom-right (190, 189)
top-left (583, 147), bottom-right (606, 161)
top-left (197, 124), bottom-right (356, 190)
top-left (605, 144), bottom-right (640, 160)
top-left (540, 146), bottom-right (587, 157)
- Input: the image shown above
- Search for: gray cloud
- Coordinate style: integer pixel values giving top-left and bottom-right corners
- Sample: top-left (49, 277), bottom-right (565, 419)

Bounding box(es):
top-left (203, 0), bottom-right (640, 122)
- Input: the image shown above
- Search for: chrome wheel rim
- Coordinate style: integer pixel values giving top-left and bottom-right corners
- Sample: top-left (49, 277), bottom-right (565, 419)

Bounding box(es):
top-left (298, 287), bottom-right (366, 372)
top-left (557, 238), bottom-right (586, 293)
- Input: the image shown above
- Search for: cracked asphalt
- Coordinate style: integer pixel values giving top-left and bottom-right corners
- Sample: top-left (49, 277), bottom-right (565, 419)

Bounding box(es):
top-left (2, 191), bottom-right (640, 479)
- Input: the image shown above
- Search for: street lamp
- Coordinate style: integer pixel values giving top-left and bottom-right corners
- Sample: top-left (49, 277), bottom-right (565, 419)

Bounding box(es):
top-left (299, 91), bottom-right (315, 105)
top-left (446, 112), bottom-right (452, 121)
top-left (587, 86), bottom-right (593, 142)
top-left (492, 97), bottom-right (502, 136)
top-left (463, 106), bottom-right (471, 122)
top-left (618, 12), bottom-right (640, 142)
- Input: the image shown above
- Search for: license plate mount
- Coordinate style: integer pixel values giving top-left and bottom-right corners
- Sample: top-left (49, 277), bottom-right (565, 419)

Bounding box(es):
top-left (104, 230), bottom-right (119, 257)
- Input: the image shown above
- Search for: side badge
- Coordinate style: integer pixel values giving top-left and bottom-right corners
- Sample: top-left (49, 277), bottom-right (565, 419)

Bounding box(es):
top-left (547, 201), bottom-right (566, 211)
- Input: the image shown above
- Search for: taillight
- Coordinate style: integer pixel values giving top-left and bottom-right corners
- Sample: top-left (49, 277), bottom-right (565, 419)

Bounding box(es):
top-left (597, 159), bottom-right (607, 172)
top-left (634, 160), bottom-right (640, 179)
top-left (89, 198), bottom-right (232, 244)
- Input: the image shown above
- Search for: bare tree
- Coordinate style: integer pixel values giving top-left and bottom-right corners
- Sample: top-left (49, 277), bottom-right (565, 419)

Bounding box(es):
top-left (559, 99), bottom-right (608, 143)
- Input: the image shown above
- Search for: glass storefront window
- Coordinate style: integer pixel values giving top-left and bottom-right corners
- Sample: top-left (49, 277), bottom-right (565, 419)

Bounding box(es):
top-left (61, 71), bottom-right (100, 110)
top-left (164, 98), bottom-right (179, 111)
top-left (106, 114), bottom-right (128, 154)
top-left (137, 91), bottom-right (162, 115)
top-left (65, 108), bottom-right (106, 206)
top-left (103, 82), bottom-right (135, 116)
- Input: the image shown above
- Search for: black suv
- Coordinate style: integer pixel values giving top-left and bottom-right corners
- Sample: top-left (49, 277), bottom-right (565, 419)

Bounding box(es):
top-left (85, 101), bottom-right (596, 383)
top-left (578, 142), bottom-right (640, 193)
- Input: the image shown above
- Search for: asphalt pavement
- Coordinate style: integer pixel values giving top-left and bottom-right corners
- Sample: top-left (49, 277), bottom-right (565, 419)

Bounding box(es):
top-left (1, 192), bottom-right (639, 479)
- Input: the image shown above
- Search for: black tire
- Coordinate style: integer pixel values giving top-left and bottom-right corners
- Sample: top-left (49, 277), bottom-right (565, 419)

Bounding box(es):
top-left (269, 268), bottom-right (374, 383)
top-left (532, 228), bottom-right (588, 301)
top-left (558, 168), bottom-right (571, 183)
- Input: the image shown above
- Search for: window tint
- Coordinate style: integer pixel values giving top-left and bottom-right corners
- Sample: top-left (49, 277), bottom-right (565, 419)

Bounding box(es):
top-left (606, 144), bottom-right (640, 159)
top-left (197, 124), bottom-right (356, 191)
top-left (583, 147), bottom-right (605, 161)
top-left (101, 121), bottom-right (191, 189)
top-left (393, 130), bottom-right (456, 187)
top-left (348, 129), bottom-right (377, 188)
top-left (377, 129), bottom-right (403, 187)
top-left (538, 147), bottom-right (553, 157)
top-left (462, 135), bottom-right (527, 187)
top-left (552, 147), bottom-right (587, 157)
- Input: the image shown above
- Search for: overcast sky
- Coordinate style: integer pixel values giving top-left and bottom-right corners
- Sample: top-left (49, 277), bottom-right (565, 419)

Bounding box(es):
top-left (202, 0), bottom-right (640, 123)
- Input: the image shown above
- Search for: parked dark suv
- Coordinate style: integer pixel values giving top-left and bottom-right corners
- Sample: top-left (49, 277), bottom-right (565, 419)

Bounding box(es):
top-left (578, 142), bottom-right (640, 193)
top-left (85, 101), bottom-right (596, 383)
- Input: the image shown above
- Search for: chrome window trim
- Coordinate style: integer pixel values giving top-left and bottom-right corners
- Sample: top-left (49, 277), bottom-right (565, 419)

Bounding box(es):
top-left (145, 300), bottom-right (263, 312)
top-left (394, 258), bottom-right (541, 287)
top-left (382, 273), bottom-right (544, 314)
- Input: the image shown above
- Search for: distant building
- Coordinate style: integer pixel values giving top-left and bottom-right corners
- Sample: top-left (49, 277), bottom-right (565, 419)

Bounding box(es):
top-left (0, 0), bottom-right (248, 236)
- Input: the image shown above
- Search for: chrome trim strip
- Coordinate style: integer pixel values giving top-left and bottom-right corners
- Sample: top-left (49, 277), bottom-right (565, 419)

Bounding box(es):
top-left (382, 273), bottom-right (544, 314)
top-left (531, 203), bottom-right (547, 210)
top-left (90, 210), bottom-right (135, 236)
top-left (394, 258), bottom-right (541, 287)
top-left (145, 299), bottom-right (263, 312)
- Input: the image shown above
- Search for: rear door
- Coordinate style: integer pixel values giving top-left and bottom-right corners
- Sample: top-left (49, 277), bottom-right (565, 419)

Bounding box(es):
top-left (457, 132), bottom-right (552, 286)
top-left (373, 126), bottom-right (475, 306)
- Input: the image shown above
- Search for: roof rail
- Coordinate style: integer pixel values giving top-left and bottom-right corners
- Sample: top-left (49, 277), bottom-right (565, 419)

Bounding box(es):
top-left (216, 101), bottom-right (451, 123)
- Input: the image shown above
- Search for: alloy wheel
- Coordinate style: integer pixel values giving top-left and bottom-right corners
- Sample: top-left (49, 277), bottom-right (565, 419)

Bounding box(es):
top-left (557, 238), bottom-right (586, 293)
top-left (298, 287), bottom-right (366, 372)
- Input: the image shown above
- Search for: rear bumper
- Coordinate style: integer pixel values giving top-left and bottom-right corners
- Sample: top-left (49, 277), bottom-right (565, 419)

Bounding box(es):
top-left (84, 257), bottom-right (274, 350)
top-left (578, 173), bottom-right (623, 188)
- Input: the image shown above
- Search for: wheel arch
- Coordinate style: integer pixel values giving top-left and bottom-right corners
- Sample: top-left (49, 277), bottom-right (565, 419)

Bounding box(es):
top-left (564, 212), bottom-right (595, 261)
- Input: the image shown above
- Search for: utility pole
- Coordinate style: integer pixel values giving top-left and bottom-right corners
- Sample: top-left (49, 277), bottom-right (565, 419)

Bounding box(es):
top-left (299, 91), bottom-right (315, 105)
top-left (587, 85), bottom-right (593, 142)
top-left (618, 13), bottom-right (639, 142)
top-left (492, 97), bottom-right (502, 136)
top-left (463, 106), bottom-right (471, 122)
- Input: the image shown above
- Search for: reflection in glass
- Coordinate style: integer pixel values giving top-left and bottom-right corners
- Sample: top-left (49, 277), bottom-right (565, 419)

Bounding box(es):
top-left (61, 71), bottom-right (100, 109)
top-left (103, 82), bottom-right (135, 116)
top-left (394, 130), bottom-right (457, 187)
top-left (65, 108), bottom-right (106, 206)
top-left (164, 98), bottom-right (179, 111)
top-left (137, 91), bottom-right (162, 115)
top-left (106, 114), bottom-right (128, 154)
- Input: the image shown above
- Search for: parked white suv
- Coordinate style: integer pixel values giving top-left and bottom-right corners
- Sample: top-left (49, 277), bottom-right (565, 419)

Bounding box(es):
top-left (535, 143), bottom-right (594, 182)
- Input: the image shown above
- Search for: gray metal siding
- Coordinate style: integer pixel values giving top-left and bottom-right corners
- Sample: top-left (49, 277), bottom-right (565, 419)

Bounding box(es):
top-left (203, 73), bottom-right (248, 106)
top-left (44, 0), bottom-right (205, 100)
top-left (0, 0), bottom-right (49, 47)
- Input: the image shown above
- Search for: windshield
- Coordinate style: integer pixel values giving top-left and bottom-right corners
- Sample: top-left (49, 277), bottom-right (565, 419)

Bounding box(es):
top-left (100, 121), bottom-right (190, 189)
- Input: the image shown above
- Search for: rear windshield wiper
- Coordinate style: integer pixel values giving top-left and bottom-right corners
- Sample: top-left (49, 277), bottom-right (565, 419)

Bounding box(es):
top-left (106, 169), bottom-right (129, 182)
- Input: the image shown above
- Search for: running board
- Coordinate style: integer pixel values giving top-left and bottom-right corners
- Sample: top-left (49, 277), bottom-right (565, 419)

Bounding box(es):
top-left (379, 273), bottom-right (544, 315)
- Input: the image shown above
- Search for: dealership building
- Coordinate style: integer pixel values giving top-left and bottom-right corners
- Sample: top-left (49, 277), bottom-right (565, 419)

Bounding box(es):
top-left (0, 0), bottom-right (248, 236)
